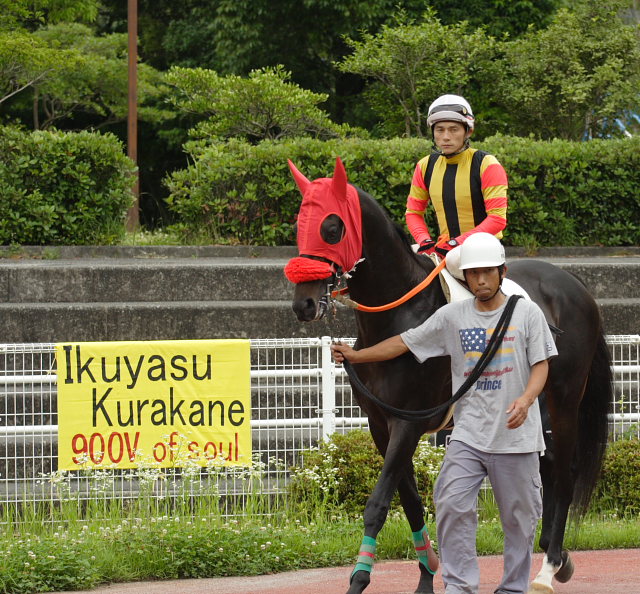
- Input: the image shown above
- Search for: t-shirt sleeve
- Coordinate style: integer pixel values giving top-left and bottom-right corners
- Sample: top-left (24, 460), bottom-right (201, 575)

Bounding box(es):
top-left (525, 302), bottom-right (559, 366)
top-left (400, 307), bottom-right (449, 363)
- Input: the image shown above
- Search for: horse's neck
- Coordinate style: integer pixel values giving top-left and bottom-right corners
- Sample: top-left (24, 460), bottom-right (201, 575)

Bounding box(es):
top-left (347, 196), bottom-right (445, 336)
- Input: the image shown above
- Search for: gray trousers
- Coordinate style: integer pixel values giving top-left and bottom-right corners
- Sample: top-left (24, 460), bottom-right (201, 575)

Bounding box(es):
top-left (433, 440), bottom-right (542, 594)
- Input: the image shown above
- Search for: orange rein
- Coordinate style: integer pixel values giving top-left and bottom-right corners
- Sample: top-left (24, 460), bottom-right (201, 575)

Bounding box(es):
top-left (331, 258), bottom-right (447, 312)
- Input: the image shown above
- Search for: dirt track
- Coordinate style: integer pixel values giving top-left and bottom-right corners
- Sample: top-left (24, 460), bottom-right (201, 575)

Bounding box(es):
top-left (50, 549), bottom-right (640, 593)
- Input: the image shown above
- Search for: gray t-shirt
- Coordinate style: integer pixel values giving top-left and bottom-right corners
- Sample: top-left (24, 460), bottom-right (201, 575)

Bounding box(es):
top-left (401, 297), bottom-right (558, 454)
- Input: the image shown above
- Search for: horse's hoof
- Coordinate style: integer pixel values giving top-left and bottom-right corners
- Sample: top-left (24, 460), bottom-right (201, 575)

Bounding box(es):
top-left (527, 583), bottom-right (554, 594)
top-left (554, 550), bottom-right (575, 583)
top-left (415, 566), bottom-right (435, 593)
top-left (347, 569), bottom-right (370, 594)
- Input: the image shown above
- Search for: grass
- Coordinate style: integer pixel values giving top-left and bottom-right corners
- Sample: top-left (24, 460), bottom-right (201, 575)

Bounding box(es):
top-left (120, 228), bottom-right (240, 247)
top-left (1, 497), bottom-right (638, 594)
top-left (1, 445), bottom-right (638, 594)
top-left (120, 229), bottom-right (186, 246)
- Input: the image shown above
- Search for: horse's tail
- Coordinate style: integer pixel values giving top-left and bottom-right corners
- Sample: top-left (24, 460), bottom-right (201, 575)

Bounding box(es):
top-left (572, 327), bottom-right (613, 513)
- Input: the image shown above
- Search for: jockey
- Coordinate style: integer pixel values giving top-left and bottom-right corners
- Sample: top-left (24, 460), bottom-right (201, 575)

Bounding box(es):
top-left (405, 94), bottom-right (508, 280)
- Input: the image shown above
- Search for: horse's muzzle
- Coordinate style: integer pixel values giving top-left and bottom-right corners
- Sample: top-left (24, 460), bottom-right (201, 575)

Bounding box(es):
top-left (292, 296), bottom-right (325, 322)
top-left (291, 277), bottom-right (334, 322)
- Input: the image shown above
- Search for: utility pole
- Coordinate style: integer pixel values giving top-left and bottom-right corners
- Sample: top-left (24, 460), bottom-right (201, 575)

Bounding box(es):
top-left (126, 0), bottom-right (139, 231)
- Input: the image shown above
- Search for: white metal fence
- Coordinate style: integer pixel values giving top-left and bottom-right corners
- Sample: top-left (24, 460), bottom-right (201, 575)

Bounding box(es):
top-left (0, 336), bottom-right (638, 510)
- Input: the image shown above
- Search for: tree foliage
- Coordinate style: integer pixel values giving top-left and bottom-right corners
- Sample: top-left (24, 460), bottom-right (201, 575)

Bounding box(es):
top-left (0, 31), bottom-right (57, 107)
top-left (0, 23), bottom-right (168, 130)
top-left (31, 23), bottom-right (168, 130)
top-left (427, 0), bottom-right (561, 37)
top-left (494, 0), bottom-right (640, 140)
top-left (0, 0), bottom-right (99, 31)
top-left (2, 0), bottom-right (639, 234)
top-left (166, 65), bottom-right (352, 143)
top-left (96, 0), bottom-right (429, 123)
top-left (337, 2), bottom-right (640, 140)
top-left (338, 11), bottom-right (496, 137)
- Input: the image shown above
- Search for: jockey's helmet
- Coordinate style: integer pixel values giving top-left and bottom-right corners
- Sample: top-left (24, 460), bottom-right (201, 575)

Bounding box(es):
top-left (427, 94), bottom-right (475, 131)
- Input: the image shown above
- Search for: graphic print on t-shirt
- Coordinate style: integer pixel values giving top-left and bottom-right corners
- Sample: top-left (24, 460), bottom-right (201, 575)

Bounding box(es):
top-left (459, 325), bottom-right (515, 391)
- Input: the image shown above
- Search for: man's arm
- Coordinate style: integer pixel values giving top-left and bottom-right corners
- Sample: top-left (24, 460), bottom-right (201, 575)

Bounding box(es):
top-left (457, 156), bottom-right (508, 243)
top-left (406, 162), bottom-right (432, 245)
top-left (506, 359), bottom-right (549, 429)
top-left (331, 335), bottom-right (409, 364)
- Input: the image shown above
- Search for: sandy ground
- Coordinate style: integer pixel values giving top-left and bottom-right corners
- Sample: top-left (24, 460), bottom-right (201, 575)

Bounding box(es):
top-left (49, 548), bottom-right (640, 594)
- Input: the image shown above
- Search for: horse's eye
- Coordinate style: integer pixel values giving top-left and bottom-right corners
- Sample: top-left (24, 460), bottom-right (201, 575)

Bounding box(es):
top-left (320, 214), bottom-right (345, 245)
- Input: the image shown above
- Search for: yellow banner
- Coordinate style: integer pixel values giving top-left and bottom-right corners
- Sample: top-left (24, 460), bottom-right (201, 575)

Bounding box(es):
top-left (55, 340), bottom-right (251, 470)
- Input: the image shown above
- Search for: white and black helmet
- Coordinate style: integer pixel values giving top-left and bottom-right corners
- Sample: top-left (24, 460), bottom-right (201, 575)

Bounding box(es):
top-left (427, 94), bottom-right (475, 131)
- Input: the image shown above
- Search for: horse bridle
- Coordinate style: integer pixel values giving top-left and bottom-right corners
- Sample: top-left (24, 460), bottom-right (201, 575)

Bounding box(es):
top-left (296, 253), bottom-right (340, 320)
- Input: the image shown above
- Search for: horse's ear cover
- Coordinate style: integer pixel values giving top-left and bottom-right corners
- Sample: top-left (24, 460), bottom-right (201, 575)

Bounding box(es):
top-left (331, 156), bottom-right (348, 201)
top-left (288, 159), bottom-right (311, 195)
top-left (285, 156), bottom-right (363, 283)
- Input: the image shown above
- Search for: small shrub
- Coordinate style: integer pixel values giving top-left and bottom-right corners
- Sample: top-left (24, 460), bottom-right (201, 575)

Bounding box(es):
top-left (591, 438), bottom-right (640, 516)
top-left (288, 429), bottom-right (444, 516)
top-left (0, 126), bottom-right (136, 245)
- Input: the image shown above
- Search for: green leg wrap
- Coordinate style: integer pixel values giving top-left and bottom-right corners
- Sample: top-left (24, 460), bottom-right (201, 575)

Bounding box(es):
top-left (413, 525), bottom-right (437, 575)
top-left (351, 535), bottom-right (377, 577)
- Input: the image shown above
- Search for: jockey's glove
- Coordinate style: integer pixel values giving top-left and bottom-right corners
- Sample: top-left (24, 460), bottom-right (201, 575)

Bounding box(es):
top-left (417, 239), bottom-right (437, 254)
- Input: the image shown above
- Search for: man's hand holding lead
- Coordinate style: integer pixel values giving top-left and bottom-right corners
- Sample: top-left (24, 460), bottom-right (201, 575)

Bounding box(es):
top-left (331, 342), bottom-right (355, 363)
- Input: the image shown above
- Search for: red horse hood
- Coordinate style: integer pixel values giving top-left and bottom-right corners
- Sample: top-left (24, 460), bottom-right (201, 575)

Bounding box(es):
top-left (284, 157), bottom-right (363, 283)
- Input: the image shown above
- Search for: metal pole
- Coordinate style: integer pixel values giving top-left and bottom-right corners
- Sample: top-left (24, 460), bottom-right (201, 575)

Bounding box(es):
top-left (320, 336), bottom-right (337, 440)
top-left (126, 0), bottom-right (139, 231)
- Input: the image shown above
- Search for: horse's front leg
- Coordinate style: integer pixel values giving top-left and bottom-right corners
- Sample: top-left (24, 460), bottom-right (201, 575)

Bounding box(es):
top-left (347, 423), bottom-right (424, 594)
top-left (397, 465), bottom-right (439, 594)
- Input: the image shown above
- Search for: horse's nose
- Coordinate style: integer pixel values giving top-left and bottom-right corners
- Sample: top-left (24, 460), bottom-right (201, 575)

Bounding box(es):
top-left (292, 298), bottom-right (318, 322)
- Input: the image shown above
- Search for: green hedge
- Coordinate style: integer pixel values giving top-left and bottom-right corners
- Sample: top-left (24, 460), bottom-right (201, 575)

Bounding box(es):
top-left (288, 430), bottom-right (640, 519)
top-left (165, 135), bottom-right (640, 246)
top-left (591, 438), bottom-right (640, 516)
top-left (0, 126), bottom-right (136, 245)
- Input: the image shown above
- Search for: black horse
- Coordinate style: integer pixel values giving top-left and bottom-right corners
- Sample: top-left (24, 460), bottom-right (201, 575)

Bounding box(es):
top-left (285, 158), bottom-right (612, 594)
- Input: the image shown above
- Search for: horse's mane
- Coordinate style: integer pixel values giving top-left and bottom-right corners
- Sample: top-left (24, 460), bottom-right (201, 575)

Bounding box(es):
top-left (354, 185), bottom-right (433, 273)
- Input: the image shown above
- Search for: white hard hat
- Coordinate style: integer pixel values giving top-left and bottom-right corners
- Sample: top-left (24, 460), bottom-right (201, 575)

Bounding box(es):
top-left (459, 233), bottom-right (505, 270)
top-left (427, 94), bottom-right (475, 131)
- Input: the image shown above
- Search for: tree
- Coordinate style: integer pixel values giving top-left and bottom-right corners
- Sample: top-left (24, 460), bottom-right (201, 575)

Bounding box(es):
top-left (165, 65), bottom-right (351, 143)
top-left (427, 0), bottom-right (561, 38)
top-left (96, 0), bottom-right (429, 125)
top-left (337, 11), bottom-right (497, 137)
top-left (0, 0), bottom-right (99, 31)
top-left (28, 23), bottom-right (167, 130)
top-left (494, 0), bottom-right (640, 139)
top-left (96, 0), bottom-right (563, 136)
top-left (0, 31), bottom-right (56, 108)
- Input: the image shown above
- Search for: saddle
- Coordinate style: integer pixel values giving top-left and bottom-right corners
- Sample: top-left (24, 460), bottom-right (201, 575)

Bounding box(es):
top-left (418, 251), bottom-right (532, 304)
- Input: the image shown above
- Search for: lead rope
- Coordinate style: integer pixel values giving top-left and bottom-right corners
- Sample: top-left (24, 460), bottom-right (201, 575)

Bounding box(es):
top-left (342, 294), bottom-right (523, 422)
top-left (332, 258), bottom-right (446, 312)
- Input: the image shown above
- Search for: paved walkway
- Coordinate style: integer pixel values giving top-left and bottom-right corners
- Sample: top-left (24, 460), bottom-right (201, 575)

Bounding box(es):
top-left (50, 549), bottom-right (640, 593)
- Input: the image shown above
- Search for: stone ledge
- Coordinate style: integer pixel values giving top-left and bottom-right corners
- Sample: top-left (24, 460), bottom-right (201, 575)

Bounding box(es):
top-left (0, 298), bottom-right (635, 343)
top-left (1, 257), bottom-right (638, 302)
